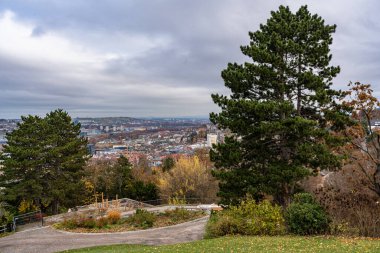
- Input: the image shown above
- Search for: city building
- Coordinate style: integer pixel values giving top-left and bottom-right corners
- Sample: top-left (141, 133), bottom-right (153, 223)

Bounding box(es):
top-left (207, 134), bottom-right (218, 147)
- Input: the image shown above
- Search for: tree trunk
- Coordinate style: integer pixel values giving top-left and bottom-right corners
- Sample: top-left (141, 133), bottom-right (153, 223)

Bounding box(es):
top-left (297, 54), bottom-right (302, 116)
top-left (275, 184), bottom-right (293, 207)
top-left (52, 199), bottom-right (59, 215)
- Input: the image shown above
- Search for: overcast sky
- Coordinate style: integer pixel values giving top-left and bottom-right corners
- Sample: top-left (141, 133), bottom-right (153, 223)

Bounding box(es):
top-left (0, 0), bottom-right (379, 118)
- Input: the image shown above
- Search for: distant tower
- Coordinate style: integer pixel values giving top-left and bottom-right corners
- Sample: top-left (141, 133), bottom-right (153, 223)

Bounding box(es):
top-left (207, 134), bottom-right (218, 147)
top-left (105, 126), bottom-right (109, 132)
top-left (113, 126), bottom-right (117, 132)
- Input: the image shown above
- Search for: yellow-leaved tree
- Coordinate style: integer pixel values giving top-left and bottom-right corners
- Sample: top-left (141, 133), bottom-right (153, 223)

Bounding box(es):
top-left (157, 156), bottom-right (218, 203)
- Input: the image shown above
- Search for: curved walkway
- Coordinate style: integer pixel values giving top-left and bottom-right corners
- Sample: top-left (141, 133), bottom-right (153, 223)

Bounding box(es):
top-left (0, 215), bottom-right (209, 253)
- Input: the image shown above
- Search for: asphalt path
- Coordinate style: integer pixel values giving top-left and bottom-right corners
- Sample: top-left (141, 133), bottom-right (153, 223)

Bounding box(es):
top-left (0, 208), bottom-right (209, 253)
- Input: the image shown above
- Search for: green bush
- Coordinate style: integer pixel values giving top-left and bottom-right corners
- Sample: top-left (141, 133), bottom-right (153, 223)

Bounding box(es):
top-left (292, 192), bottom-right (314, 204)
top-left (205, 212), bottom-right (245, 238)
top-left (285, 193), bottom-right (330, 235)
top-left (236, 199), bottom-right (285, 235)
top-left (128, 209), bottom-right (156, 228)
top-left (206, 199), bottom-right (285, 238)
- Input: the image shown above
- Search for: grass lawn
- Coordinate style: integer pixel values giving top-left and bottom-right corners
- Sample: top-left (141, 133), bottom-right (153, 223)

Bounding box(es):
top-left (60, 235), bottom-right (380, 253)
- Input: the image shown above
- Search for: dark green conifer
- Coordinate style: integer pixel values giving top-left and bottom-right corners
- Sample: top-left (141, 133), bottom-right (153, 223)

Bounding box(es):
top-left (0, 109), bottom-right (88, 214)
top-left (210, 6), bottom-right (350, 205)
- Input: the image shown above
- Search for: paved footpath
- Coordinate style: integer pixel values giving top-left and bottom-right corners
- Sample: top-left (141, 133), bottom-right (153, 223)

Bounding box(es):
top-left (0, 216), bottom-right (208, 253)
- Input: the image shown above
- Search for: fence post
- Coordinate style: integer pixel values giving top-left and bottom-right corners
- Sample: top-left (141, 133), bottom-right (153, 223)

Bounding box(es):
top-left (40, 210), bottom-right (44, 227)
top-left (12, 217), bottom-right (16, 232)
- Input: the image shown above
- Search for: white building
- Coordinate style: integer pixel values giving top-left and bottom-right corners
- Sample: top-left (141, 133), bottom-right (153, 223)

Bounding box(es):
top-left (207, 134), bottom-right (218, 147)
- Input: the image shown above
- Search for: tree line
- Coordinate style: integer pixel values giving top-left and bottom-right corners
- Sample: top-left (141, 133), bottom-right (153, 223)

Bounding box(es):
top-left (0, 110), bottom-right (216, 216)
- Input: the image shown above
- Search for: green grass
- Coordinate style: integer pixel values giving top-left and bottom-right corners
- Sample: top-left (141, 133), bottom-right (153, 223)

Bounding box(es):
top-left (59, 235), bottom-right (380, 253)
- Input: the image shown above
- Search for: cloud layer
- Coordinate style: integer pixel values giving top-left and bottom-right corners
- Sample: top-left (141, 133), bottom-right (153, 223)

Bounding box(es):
top-left (0, 0), bottom-right (379, 118)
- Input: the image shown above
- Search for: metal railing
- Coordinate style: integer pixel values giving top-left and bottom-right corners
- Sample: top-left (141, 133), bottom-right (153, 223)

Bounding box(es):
top-left (12, 210), bottom-right (43, 232)
top-left (73, 197), bottom-right (154, 212)
top-left (140, 197), bottom-right (219, 206)
top-left (0, 224), bottom-right (7, 233)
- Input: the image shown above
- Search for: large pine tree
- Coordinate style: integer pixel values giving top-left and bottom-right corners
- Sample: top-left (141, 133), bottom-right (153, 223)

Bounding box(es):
top-left (0, 109), bottom-right (89, 214)
top-left (210, 5), bottom-right (350, 205)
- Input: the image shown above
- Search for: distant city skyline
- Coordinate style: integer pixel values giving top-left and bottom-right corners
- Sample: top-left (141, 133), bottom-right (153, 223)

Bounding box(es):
top-left (0, 0), bottom-right (379, 118)
top-left (0, 115), bottom-right (211, 120)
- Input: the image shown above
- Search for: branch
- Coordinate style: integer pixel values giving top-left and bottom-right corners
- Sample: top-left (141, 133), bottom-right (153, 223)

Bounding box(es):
top-left (355, 160), bottom-right (375, 186)
top-left (363, 110), bottom-right (373, 136)
top-left (349, 140), bottom-right (378, 164)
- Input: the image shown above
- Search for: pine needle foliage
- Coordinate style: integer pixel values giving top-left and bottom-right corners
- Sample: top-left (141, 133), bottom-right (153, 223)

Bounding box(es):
top-left (210, 6), bottom-right (351, 205)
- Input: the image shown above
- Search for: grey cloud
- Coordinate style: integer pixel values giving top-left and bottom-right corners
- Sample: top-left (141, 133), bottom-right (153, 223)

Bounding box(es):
top-left (0, 0), bottom-right (379, 118)
top-left (31, 26), bottom-right (46, 37)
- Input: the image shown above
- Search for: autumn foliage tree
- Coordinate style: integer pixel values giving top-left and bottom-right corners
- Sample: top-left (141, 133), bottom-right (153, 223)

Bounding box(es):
top-left (158, 156), bottom-right (218, 203)
top-left (84, 156), bottom-right (158, 201)
top-left (343, 82), bottom-right (380, 197)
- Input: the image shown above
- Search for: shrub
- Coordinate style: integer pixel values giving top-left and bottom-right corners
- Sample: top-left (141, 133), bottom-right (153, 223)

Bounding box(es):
top-left (328, 220), bottom-right (356, 236)
top-left (164, 208), bottom-right (192, 221)
top-left (60, 218), bottom-right (78, 229)
top-left (316, 187), bottom-right (380, 237)
top-left (292, 192), bottom-right (314, 204)
top-left (96, 217), bottom-right (109, 228)
top-left (168, 196), bottom-right (187, 206)
top-left (128, 209), bottom-right (156, 228)
top-left (107, 210), bottom-right (121, 224)
top-left (206, 199), bottom-right (285, 238)
top-left (83, 218), bottom-right (96, 228)
top-left (205, 212), bottom-right (245, 238)
top-left (77, 217), bottom-right (96, 229)
top-left (235, 199), bottom-right (285, 235)
top-left (163, 208), bottom-right (205, 223)
top-left (285, 193), bottom-right (330, 235)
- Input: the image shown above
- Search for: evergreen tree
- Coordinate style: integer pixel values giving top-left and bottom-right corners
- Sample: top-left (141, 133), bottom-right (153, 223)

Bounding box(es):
top-left (0, 109), bottom-right (88, 214)
top-left (114, 155), bottom-right (133, 196)
top-left (210, 5), bottom-right (350, 205)
top-left (161, 157), bottom-right (175, 172)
